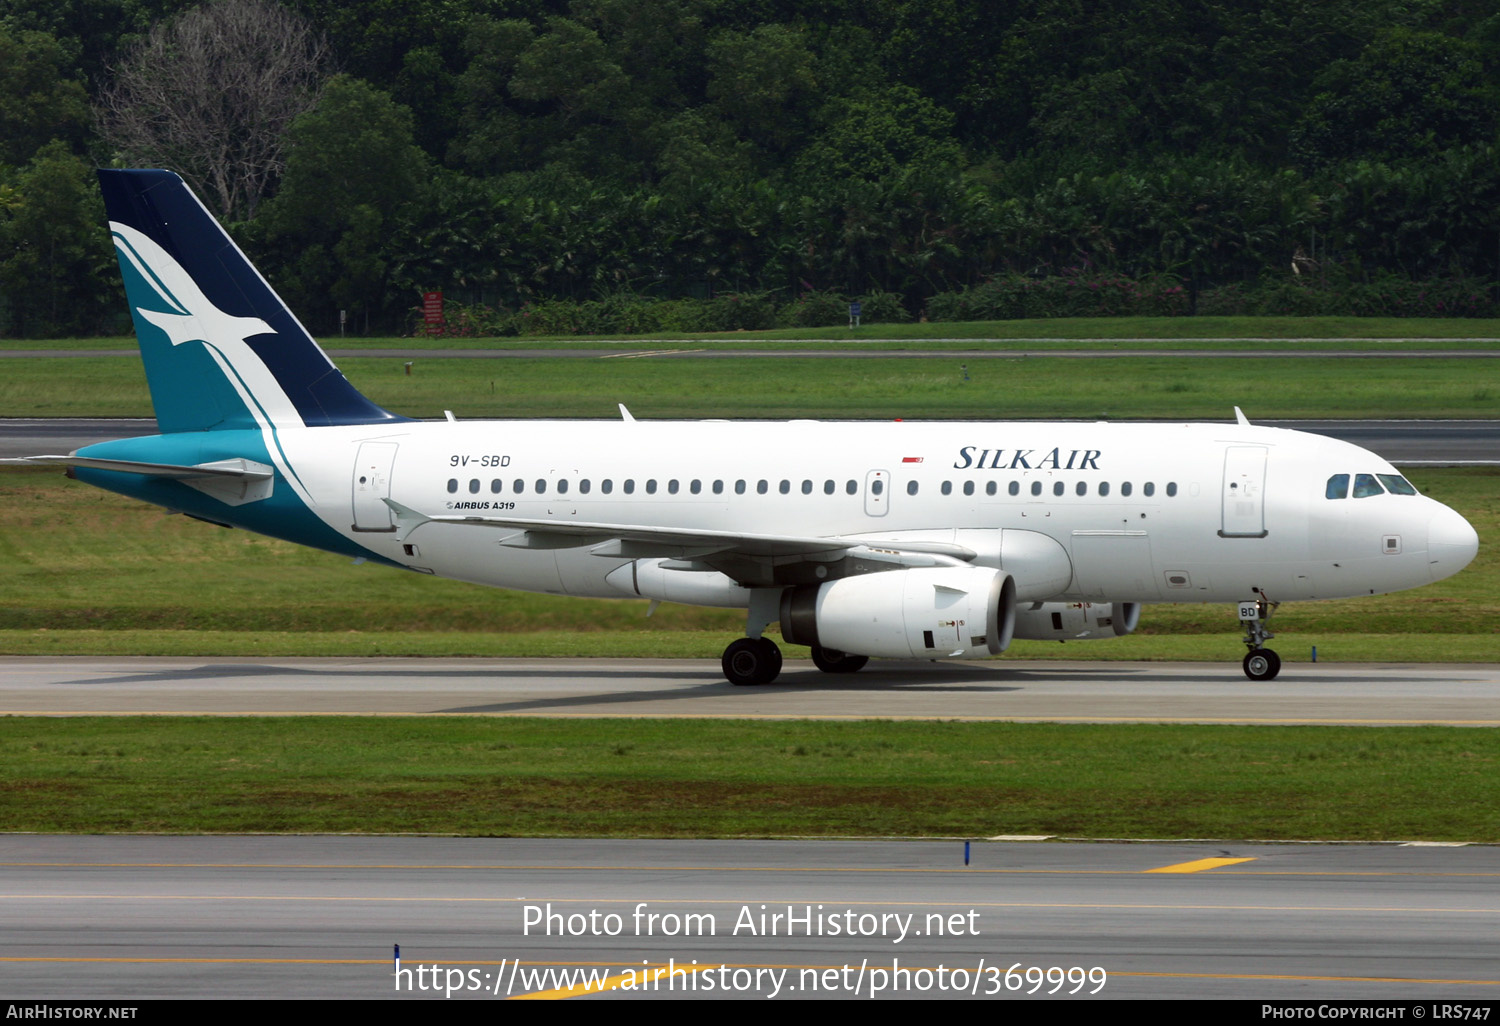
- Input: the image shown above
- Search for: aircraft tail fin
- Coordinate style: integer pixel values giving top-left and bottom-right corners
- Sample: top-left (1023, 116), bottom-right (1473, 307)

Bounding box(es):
top-left (98, 169), bottom-right (407, 434)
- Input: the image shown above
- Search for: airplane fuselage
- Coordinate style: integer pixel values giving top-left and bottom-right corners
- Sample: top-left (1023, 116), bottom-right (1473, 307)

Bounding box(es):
top-left (76, 417), bottom-right (1473, 609)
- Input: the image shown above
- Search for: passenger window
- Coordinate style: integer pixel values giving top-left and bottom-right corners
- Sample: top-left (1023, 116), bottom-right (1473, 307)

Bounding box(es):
top-left (1099, 482), bottom-right (1110, 497)
top-left (469, 479), bottom-right (480, 494)
top-left (513, 479), bottom-right (524, 494)
top-left (1075, 481), bottom-right (1087, 496)
top-left (1121, 482), bottom-right (1132, 496)
top-left (735, 480), bottom-right (746, 495)
top-left (1166, 482), bottom-right (1177, 497)
top-left (690, 480), bottom-right (702, 495)
top-left (557, 479), bottom-right (568, 494)
top-left (757, 480), bottom-right (768, 494)
top-left (602, 479), bottom-right (613, 494)
top-left (667, 479), bottom-right (678, 494)
top-left (646, 479), bottom-right (658, 494)
top-left (779, 480), bottom-right (790, 494)
top-left (446, 479), bottom-right (458, 494)
top-left (1008, 481), bottom-right (1019, 496)
top-left (824, 480), bottom-right (835, 495)
top-left (871, 479), bottom-right (884, 495)
top-left (986, 481), bottom-right (997, 496)
top-left (1031, 481), bottom-right (1042, 496)
top-left (801, 480), bottom-right (813, 495)
top-left (1353, 473), bottom-right (1384, 498)
top-left (846, 480), bottom-right (857, 495)
top-left (907, 480), bottom-right (919, 496)
top-left (490, 479), bottom-right (502, 494)
top-left (1053, 481), bottom-right (1064, 496)
top-left (712, 480), bottom-right (723, 494)
top-left (579, 479), bottom-right (590, 494)
top-left (1378, 474), bottom-right (1417, 495)
top-left (963, 481), bottom-right (975, 496)
top-left (1143, 482), bottom-right (1155, 497)
top-left (623, 479), bottom-right (635, 494)
top-left (535, 479), bottom-right (547, 494)
top-left (941, 481), bottom-right (952, 495)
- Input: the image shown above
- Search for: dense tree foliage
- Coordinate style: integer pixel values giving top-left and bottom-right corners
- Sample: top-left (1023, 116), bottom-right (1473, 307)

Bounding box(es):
top-left (95, 0), bottom-right (329, 221)
top-left (1, 0), bottom-right (1498, 335)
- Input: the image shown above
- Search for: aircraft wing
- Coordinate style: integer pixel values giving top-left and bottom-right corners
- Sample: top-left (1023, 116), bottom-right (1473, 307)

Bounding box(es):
top-left (383, 499), bottom-right (975, 568)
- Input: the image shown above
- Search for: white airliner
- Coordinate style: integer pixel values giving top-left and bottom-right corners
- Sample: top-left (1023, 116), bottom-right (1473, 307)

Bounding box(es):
top-left (10, 170), bottom-right (1480, 684)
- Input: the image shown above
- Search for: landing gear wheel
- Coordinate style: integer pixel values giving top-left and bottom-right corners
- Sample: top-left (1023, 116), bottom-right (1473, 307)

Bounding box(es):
top-left (723, 637), bottom-right (782, 686)
top-left (1237, 593), bottom-right (1281, 681)
top-left (810, 645), bottom-right (869, 674)
top-left (1243, 648), bottom-right (1281, 681)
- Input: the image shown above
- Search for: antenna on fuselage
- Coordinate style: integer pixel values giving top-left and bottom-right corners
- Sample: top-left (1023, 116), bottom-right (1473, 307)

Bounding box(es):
top-left (1234, 406), bottom-right (1251, 426)
top-left (618, 403), bottom-right (636, 423)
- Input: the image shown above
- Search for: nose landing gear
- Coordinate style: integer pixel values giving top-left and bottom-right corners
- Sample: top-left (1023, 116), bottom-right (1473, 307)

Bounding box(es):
top-left (1238, 594), bottom-right (1281, 680)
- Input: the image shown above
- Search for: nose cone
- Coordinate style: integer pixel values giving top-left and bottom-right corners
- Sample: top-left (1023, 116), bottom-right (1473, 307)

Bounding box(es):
top-left (1429, 503), bottom-right (1479, 582)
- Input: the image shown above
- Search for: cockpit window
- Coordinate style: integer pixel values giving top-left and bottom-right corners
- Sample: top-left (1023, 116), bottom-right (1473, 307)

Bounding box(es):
top-left (1352, 473), bottom-right (1385, 498)
top-left (1377, 474), bottom-right (1418, 496)
top-left (1325, 474), bottom-right (1349, 499)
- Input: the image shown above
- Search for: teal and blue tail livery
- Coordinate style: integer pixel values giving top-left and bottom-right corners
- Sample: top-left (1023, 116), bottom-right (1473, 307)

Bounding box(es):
top-left (99, 169), bottom-right (406, 433)
top-left (13, 169), bottom-right (408, 563)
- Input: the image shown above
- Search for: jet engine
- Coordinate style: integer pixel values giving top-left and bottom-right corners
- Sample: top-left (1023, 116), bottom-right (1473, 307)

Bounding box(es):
top-left (779, 566), bottom-right (1017, 659)
top-left (1012, 601), bottom-right (1141, 641)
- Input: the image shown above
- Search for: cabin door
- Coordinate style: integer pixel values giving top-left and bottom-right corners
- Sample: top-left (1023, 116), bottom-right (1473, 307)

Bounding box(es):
top-left (352, 441), bottom-right (399, 531)
top-left (1220, 445), bottom-right (1268, 538)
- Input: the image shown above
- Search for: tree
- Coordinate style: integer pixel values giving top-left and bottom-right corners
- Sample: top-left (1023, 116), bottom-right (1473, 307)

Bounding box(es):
top-left (254, 75), bottom-right (431, 333)
top-left (1292, 29), bottom-right (1497, 169)
top-left (705, 23), bottom-right (818, 152)
top-left (95, 0), bottom-right (329, 222)
top-left (0, 28), bottom-right (90, 166)
top-left (0, 141), bottom-right (116, 337)
top-left (794, 85), bottom-right (963, 185)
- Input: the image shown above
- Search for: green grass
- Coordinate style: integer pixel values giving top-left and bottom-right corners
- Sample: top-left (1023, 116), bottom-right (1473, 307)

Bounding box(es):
top-left (4, 353), bottom-right (1500, 419)
top-left (0, 466), bottom-right (1493, 657)
top-left (6, 315), bottom-right (1500, 349)
top-left (2, 717), bottom-right (1495, 840)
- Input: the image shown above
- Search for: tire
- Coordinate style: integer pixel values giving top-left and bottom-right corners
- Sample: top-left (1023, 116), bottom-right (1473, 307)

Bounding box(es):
top-left (1243, 648), bottom-right (1281, 681)
top-left (757, 637), bottom-right (783, 680)
top-left (723, 637), bottom-right (782, 685)
top-left (810, 645), bottom-right (869, 674)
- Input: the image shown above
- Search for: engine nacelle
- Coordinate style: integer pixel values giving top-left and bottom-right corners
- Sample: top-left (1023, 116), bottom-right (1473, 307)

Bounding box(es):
top-left (1013, 601), bottom-right (1141, 641)
top-left (780, 566), bottom-right (1017, 659)
top-left (848, 528), bottom-right (1073, 600)
top-left (604, 559), bottom-right (751, 607)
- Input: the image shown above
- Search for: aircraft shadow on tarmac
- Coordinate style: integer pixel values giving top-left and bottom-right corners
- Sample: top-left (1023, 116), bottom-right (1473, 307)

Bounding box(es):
top-left (54, 660), bottom-right (1473, 717)
top-left (62, 660), bottom-right (1148, 688)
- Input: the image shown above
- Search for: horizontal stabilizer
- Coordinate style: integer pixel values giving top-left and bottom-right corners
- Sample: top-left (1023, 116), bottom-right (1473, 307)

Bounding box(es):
top-left (3, 454), bottom-right (275, 506)
top-left (3, 455), bottom-right (273, 480)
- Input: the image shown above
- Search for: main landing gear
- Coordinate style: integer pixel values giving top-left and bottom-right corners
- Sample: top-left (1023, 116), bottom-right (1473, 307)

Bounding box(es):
top-left (1237, 593), bottom-right (1281, 681)
top-left (722, 637), bottom-right (782, 686)
top-left (722, 590), bottom-right (871, 685)
top-left (810, 645), bottom-right (868, 674)
top-left (720, 639), bottom-right (871, 684)
top-left (722, 590), bottom-right (786, 686)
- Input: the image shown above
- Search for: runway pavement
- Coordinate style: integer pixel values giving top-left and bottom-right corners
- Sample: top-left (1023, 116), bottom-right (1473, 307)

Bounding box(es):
top-left (3, 656), bottom-right (1498, 725)
top-left (3, 836), bottom-right (1497, 1000)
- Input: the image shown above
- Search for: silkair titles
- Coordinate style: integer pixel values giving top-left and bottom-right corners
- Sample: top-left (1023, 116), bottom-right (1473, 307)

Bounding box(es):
top-left (953, 447), bottom-right (1102, 470)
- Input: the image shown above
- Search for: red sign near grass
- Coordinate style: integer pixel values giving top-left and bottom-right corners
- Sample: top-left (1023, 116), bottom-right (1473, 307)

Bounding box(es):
top-left (422, 291), bottom-right (443, 336)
